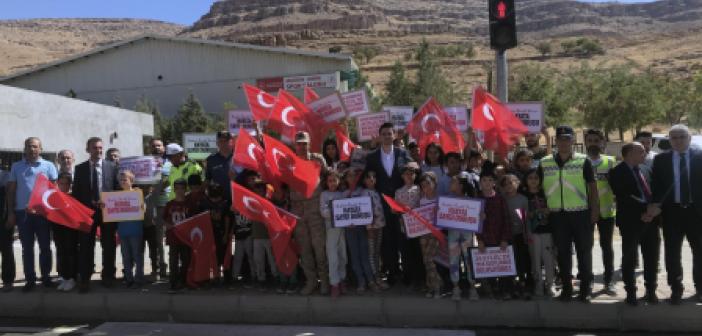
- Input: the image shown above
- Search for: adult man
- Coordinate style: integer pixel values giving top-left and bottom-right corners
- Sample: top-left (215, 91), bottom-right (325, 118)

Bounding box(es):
top-left (363, 122), bottom-right (414, 285)
top-left (289, 131), bottom-right (329, 295)
top-left (57, 149), bottom-right (75, 176)
top-left (609, 142), bottom-right (660, 306)
top-left (526, 127), bottom-right (552, 163)
top-left (72, 137), bottom-right (119, 292)
top-left (0, 163), bottom-right (16, 291)
top-left (165, 143), bottom-right (202, 201)
top-left (205, 131), bottom-right (236, 203)
top-left (148, 138), bottom-right (169, 277)
top-left (105, 148), bottom-right (120, 165)
top-left (539, 125), bottom-right (599, 302)
top-left (6, 137), bottom-right (58, 292)
top-left (650, 124), bottom-right (702, 304)
top-left (584, 129), bottom-right (617, 295)
top-left (634, 131), bottom-right (656, 183)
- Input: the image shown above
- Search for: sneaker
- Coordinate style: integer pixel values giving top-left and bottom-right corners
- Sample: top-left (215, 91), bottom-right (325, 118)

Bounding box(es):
top-left (451, 287), bottom-right (462, 301)
top-left (330, 285), bottom-right (341, 298)
top-left (433, 289), bottom-right (442, 299)
top-left (57, 280), bottom-right (67, 292)
top-left (376, 278), bottom-right (389, 291)
top-left (544, 286), bottom-right (555, 298)
top-left (63, 279), bottom-right (76, 292)
top-left (468, 287), bottom-right (479, 301)
top-left (2, 282), bottom-right (14, 292)
top-left (603, 282), bottom-right (617, 296)
top-left (285, 284), bottom-right (298, 295)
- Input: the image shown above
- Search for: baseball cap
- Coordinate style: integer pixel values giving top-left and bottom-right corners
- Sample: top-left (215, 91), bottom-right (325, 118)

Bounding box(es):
top-left (295, 131), bottom-right (310, 143)
top-left (165, 143), bottom-right (184, 156)
top-left (555, 125), bottom-right (575, 138)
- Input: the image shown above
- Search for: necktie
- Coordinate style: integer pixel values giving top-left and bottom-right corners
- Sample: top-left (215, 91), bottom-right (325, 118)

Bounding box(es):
top-left (680, 153), bottom-right (690, 206)
top-left (91, 162), bottom-right (100, 202)
top-left (633, 166), bottom-right (651, 202)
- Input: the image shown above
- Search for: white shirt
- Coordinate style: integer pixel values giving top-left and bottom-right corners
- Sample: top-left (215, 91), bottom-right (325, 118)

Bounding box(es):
top-left (672, 149), bottom-right (691, 204)
top-left (90, 159), bottom-right (103, 193)
top-left (381, 146), bottom-right (394, 177)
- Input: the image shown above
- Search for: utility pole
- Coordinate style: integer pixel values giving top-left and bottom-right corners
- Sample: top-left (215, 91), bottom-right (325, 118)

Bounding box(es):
top-left (495, 50), bottom-right (508, 102)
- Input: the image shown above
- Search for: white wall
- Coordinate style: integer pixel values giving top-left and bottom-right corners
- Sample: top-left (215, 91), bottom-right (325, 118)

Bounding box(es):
top-left (0, 85), bottom-right (153, 163)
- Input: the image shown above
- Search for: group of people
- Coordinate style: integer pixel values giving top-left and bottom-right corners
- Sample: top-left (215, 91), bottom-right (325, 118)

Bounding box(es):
top-left (1, 122), bottom-right (701, 307)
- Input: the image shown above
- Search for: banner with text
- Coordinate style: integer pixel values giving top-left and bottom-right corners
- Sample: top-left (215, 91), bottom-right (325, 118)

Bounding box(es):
top-left (118, 156), bottom-right (162, 185)
top-left (445, 105), bottom-right (469, 132)
top-left (470, 246), bottom-right (517, 279)
top-left (101, 190), bottom-right (144, 223)
top-left (401, 203), bottom-right (437, 238)
top-left (183, 133), bottom-right (218, 161)
top-left (308, 92), bottom-right (348, 122)
top-left (284, 73), bottom-right (338, 91)
top-left (436, 196), bottom-right (484, 233)
top-left (505, 102), bottom-right (544, 134)
top-left (383, 106), bottom-right (414, 131)
top-left (228, 110), bottom-right (256, 136)
top-left (342, 89), bottom-right (371, 118)
top-left (356, 113), bottom-right (389, 142)
top-left (331, 196), bottom-right (373, 228)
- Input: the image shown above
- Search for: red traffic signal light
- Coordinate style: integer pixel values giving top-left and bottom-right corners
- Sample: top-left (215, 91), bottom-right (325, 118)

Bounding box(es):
top-left (489, 0), bottom-right (517, 50)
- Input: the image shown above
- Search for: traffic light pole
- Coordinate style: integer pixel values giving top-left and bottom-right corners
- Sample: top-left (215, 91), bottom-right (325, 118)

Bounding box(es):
top-left (496, 49), bottom-right (508, 102)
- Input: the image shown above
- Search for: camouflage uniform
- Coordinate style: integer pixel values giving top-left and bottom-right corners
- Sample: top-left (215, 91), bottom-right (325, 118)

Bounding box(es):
top-left (290, 152), bottom-right (329, 294)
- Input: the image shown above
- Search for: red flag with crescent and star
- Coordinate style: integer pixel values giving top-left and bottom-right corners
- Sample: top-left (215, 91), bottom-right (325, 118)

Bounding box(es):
top-left (471, 86), bottom-right (528, 155)
top-left (173, 212), bottom-right (217, 287)
top-left (267, 89), bottom-right (327, 152)
top-left (243, 83), bottom-right (277, 121)
top-left (381, 194), bottom-right (446, 246)
top-left (28, 174), bottom-right (93, 232)
top-left (406, 97), bottom-right (465, 158)
top-left (262, 134), bottom-right (321, 198)
top-left (232, 129), bottom-right (277, 185)
top-left (334, 125), bottom-right (356, 162)
top-left (304, 86), bottom-right (320, 104)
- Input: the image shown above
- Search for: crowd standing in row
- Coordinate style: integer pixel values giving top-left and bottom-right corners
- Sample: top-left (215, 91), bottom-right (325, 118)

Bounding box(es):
top-left (1, 122), bottom-right (701, 307)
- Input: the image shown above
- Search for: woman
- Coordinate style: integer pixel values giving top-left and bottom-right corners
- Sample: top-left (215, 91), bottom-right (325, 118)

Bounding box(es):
top-left (422, 143), bottom-right (446, 178)
top-left (323, 139), bottom-right (340, 169)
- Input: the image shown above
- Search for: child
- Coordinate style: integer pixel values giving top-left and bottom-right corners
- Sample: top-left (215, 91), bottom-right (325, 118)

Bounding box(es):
top-left (117, 170), bottom-right (145, 288)
top-left (447, 175), bottom-right (479, 301)
top-left (185, 174), bottom-right (205, 208)
top-left (164, 178), bottom-right (193, 293)
top-left (417, 172), bottom-right (442, 299)
top-left (510, 150), bottom-right (534, 181)
top-left (342, 168), bottom-right (378, 293)
top-left (500, 173), bottom-right (531, 299)
top-left (476, 171), bottom-right (512, 300)
top-left (360, 170), bottom-right (389, 290)
top-left (272, 184), bottom-right (298, 294)
top-left (141, 184), bottom-right (160, 282)
top-left (521, 168), bottom-right (555, 297)
top-left (53, 172), bottom-right (79, 292)
top-left (200, 182), bottom-right (232, 286)
top-left (320, 170), bottom-right (348, 297)
top-left (395, 162), bottom-right (423, 289)
top-left (251, 179), bottom-right (278, 291)
top-left (232, 170), bottom-right (258, 288)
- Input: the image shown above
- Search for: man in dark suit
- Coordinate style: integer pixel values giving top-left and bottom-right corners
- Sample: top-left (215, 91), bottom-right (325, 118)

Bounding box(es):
top-left (72, 137), bottom-right (119, 292)
top-left (650, 124), bottom-right (702, 304)
top-left (609, 142), bottom-right (660, 305)
top-left (364, 122), bottom-right (414, 284)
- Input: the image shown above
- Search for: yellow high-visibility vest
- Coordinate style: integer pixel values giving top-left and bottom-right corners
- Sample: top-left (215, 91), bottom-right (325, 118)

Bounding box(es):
top-left (542, 153), bottom-right (589, 212)
top-left (592, 155), bottom-right (616, 218)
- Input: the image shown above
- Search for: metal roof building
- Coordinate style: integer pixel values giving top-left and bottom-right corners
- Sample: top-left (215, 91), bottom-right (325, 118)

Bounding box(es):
top-left (0, 35), bottom-right (358, 116)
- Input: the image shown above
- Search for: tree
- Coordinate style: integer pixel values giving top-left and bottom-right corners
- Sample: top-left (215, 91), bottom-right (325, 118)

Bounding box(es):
top-left (413, 38), bottom-right (457, 106)
top-left (136, 96), bottom-right (174, 143)
top-left (560, 38), bottom-right (605, 57)
top-left (536, 42), bottom-right (551, 57)
top-left (384, 60), bottom-right (414, 106)
top-left (171, 92), bottom-right (210, 143)
top-left (686, 72), bottom-right (702, 130)
top-left (509, 63), bottom-right (572, 127)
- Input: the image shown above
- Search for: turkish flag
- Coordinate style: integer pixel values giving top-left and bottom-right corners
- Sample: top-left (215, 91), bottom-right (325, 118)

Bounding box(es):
top-left (471, 87), bottom-right (528, 154)
top-left (233, 129), bottom-right (278, 185)
top-left (262, 134), bottom-right (321, 198)
top-left (406, 97), bottom-right (465, 156)
top-left (334, 125), bottom-right (356, 162)
top-left (304, 86), bottom-right (320, 104)
top-left (267, 90), bottom-right (327, 152)
top-left (231, 182), bottom-right (299, 275)
top-left (381, 194), bottom-right (446, 246)
top-left (173, 212), bottom-right (217, 287)
top-left (243, 83), bottom-right (277, 121)
top-left (28, 174), bottom-right (93, 232)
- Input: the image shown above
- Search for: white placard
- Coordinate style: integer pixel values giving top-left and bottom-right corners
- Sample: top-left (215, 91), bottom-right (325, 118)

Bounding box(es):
top-left (445, 105), bottom-right (469, 132)
top-left (402, 203), bottom-right (437, 238)
top-left (436, 196), bottom-right (484, 232)
top-left (383, 106), bottom-right (414, 130)
top-left (470, 246), bottom-right (517, 279)
top-left (284, 73), bottom-right (338, 91)
top-left (505, 102), bottom-right (544, 134)
top-left (118, 156), bottom-right (162, 185)
top-left (308, 92), bottom-right (348, 122)
top-left (228, 110), bottom-right (256, 136)
top-left (331, 196), bottom-right (373, 227)
top-left (101, 190), bottom-right (144, 223)
top-left (342, 89), bottom-right (371, 118)
top-left (356, 113), bottom-right (390, 142)
top-left (183, 133), bottom-right (218, 160)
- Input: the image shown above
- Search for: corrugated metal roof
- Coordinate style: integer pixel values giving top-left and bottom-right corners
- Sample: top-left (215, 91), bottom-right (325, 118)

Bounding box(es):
top-left (0, 34), bottom-right (357, 82)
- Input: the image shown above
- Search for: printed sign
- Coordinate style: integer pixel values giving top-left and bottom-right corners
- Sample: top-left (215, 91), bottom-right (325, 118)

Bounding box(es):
top-left (308, 92), bottom-right (348, 122)
top-left (283, 73), bottom-right (338, 91)
top-left (470, 246), bottom-right (517, 279)
top-left (402, 203), bottom-right (437, 238)
top-left (445, 105), bottom-right (469, 132)
top-left (101, 190), bottom-right (144, 223)
top-left (118, 156), bottom-right (162, 185)
top-left (342, 89), bottom-right (371, 118)
top-left (356, 113), bottom-right (389, 142)
top-left (436, 196), bottom-right (484, 233)
top-left (183, 133), bottom-right (217, 161)
top-left (505, 102), bottom-right (544, 134)
top-left (256, 77), bottom-right (284, 92)
top-left (331, 196), bottom-right (373, 227)
top-left (228, 110), bottom-right (256, 136)
top-left (383, 106), bottom-right (414, 130)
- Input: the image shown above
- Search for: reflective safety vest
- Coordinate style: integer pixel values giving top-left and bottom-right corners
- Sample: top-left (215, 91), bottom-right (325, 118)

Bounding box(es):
top-left (592, 155), bottom-right (616, 218)
top-left (541, 153), bottom-right (589, 212)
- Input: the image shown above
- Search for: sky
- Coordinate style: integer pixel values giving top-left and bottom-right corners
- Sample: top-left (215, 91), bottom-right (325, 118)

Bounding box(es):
top-left (0, 0), bottom-right (660, 25)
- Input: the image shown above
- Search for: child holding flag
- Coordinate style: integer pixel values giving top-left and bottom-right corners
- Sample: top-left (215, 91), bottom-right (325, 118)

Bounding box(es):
top-left (164, 179), bottom-right (193, 293)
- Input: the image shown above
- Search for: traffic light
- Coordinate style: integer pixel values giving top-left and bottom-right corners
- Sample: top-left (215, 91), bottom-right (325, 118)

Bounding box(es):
top-left (489, 0), bottom-right (517, 50)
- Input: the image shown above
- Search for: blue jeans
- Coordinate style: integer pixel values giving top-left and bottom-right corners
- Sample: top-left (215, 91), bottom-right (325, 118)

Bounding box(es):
top-left (15, 211), bottom-right (52, 283)
top-left (345, 226), bottom-right (374, 286)
top-left (120, 235), bottom-right (144, 283)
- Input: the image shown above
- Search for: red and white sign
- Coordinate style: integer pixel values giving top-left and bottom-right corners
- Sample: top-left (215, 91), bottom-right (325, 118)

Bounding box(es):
top-left (383, 106), bottom-right (414, 130)
top-left (470, 246), bottom-right (517, 279)
top-left (308, 92), bottom-right (348, 122)
top-left (342, 89), bottom-right (371, 118)
top-left (445, 106), bottom-right (469, 132)
top-left (402, 203), bottom-right (437, 238)
top-left (228, 110), bottom-right (256, 136)
top-left (118, 156), bottom-right (162, 185)
top-left (504, 102), bottom-right (544, 134)
top-left (436, 196), bottom-right (484, 233)
top-left (283, 73), bottom-right (338, 91)
top-left (101, 190), bottom-right (144, 223)
top-left (256, 77), bottom-right (284, 92)
top-left (356, 112), bottom-right (389, 142)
